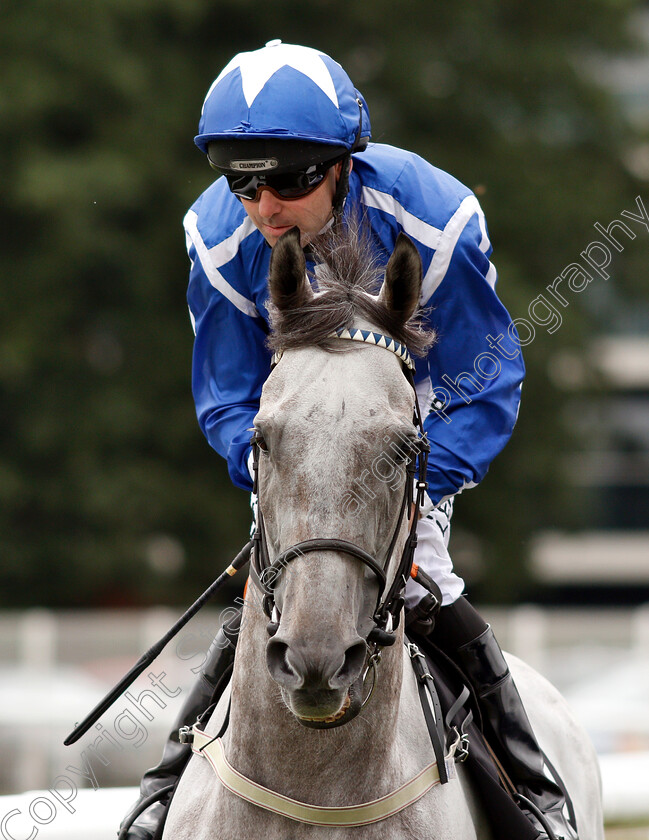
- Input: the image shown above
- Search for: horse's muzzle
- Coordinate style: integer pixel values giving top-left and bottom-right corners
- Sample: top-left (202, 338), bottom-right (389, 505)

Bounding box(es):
top-left (266, 634), bottom-right (367, 728)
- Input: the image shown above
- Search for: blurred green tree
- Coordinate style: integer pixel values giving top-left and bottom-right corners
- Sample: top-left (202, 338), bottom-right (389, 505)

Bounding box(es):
top-left (1, 0), bottom-right (647, 606)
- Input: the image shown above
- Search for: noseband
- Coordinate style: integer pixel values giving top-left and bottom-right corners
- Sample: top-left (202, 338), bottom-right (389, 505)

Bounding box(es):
top-left (250, 328), bottom-right (430, 649)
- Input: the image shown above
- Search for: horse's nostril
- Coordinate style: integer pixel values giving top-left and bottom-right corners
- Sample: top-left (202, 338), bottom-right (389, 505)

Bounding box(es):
top-left (267, 635), bottom-right (367, 693)
top-left (329, 640), bottom-right (367, 689)
top-left (266, 638), bottom-right (303, 689)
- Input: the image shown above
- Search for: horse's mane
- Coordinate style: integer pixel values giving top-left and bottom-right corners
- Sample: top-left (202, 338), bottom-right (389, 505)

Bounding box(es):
top-left (266, 216), bottom-right (436, 357)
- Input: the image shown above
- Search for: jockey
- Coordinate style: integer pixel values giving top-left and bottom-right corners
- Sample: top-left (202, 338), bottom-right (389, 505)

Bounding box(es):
top-left (121, 41), bottom-right (577, 840)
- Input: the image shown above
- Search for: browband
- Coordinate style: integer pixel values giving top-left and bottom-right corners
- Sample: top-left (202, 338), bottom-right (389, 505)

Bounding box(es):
top-left (271, 327), bottom-right (415, 371)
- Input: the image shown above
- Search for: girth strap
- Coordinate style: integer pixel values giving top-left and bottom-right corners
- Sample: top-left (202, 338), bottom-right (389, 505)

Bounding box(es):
top-left (191, 728), bottom-right (457, 827)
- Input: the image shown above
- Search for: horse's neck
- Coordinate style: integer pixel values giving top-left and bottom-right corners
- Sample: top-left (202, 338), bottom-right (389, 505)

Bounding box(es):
top-left (221, 602), bottom-right (408, 801)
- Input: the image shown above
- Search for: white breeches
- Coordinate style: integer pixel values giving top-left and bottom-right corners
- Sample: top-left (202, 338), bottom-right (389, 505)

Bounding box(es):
top-left (405, 498), bottom-right (465, 608)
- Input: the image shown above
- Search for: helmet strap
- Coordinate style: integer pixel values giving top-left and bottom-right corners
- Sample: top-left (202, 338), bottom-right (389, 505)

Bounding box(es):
top-left (332, 98), bottom-right (364, 223)
top-left (332, 154), bottom-right (352, 222)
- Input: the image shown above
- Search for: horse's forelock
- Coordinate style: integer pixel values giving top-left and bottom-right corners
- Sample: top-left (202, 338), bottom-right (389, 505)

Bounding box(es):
top-left (266, 218), bottom-right (436, 357)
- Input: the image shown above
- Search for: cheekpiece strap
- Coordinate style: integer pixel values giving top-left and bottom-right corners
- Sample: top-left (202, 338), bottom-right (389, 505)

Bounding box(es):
top-left (271, 328), bottom-right (415, 371)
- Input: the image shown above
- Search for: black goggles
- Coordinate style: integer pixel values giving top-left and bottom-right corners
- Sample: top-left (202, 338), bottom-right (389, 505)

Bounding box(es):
top-left (208, 159), bottom-right (335, 202)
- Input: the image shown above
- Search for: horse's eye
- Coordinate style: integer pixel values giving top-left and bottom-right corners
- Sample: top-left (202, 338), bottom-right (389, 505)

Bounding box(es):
top-left (253, 430), bottom-right (269, 453)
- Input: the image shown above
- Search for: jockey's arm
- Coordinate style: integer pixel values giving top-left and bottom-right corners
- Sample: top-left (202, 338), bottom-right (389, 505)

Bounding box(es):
top-left (416, 208), bottom-right (525, 506)
top-left (186, 231), bottom-right (269, 493)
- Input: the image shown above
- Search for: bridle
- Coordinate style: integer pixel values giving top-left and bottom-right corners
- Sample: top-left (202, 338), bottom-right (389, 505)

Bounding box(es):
top-left (183, 331), bottom-right (470, 825)
top-left (249, 327), bottom-right (430, 653)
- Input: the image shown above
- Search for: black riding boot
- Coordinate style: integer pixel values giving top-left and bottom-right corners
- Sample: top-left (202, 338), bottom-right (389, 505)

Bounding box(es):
top-left (431, 600), bottom-right (579, 840)
top-left (118, 609), bottom-right (241, 840)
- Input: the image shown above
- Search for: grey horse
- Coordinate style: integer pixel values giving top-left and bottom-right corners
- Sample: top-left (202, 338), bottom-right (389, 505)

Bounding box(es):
top-left (163, 227), bottom-right (604, 840)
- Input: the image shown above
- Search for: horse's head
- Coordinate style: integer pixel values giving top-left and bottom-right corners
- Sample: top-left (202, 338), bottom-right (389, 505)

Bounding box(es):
top-left (252, 224), bottom-right (434, 729)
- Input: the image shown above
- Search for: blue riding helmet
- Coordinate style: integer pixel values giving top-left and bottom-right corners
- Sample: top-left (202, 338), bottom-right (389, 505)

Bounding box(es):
top-left (194, 40), bottom-right (371, 171)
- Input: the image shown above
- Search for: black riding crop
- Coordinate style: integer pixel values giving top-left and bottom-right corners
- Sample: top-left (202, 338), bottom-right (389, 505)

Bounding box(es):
top-left (64, 539), bottom-right (253, 746)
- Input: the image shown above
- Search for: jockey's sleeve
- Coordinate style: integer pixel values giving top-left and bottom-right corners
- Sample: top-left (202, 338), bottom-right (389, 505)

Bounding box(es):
top-left (415, 204), bottom-right (525, 506)
top-left (184, 147), bottom-right (524, 501)
top-left (185, 210), bottom-right (269, 492)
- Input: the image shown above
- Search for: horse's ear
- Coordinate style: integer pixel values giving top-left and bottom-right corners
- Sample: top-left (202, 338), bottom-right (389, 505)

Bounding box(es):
top-left (268, 227), bottom-right (314, 312)
top-left (379, 233), bottom-right (422, 323)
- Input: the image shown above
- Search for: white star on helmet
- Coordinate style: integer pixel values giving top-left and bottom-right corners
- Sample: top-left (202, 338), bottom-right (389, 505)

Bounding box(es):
top-left (205, 42), bottom-right (340, 110)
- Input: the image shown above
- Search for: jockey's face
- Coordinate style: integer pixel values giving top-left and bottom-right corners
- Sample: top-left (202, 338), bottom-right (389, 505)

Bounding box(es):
top-left (240, 162), bottom-right (345, 247)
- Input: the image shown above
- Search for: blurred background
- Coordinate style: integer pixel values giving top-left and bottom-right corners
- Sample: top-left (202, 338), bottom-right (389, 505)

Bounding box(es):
top-left (1, 0), bottom-right (649, 835)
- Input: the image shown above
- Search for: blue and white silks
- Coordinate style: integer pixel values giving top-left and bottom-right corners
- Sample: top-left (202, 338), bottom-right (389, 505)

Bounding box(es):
top-left (185, 143), bottom-right (525, 507)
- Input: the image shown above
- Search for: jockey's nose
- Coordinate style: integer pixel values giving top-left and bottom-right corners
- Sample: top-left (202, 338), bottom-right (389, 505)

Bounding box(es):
top-left (257, 187), bottom-right (284, 219)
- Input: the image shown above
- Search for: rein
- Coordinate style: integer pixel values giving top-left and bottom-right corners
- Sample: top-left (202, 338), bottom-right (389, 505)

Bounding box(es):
top-left (251, 327), bottom-right (430, 651)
